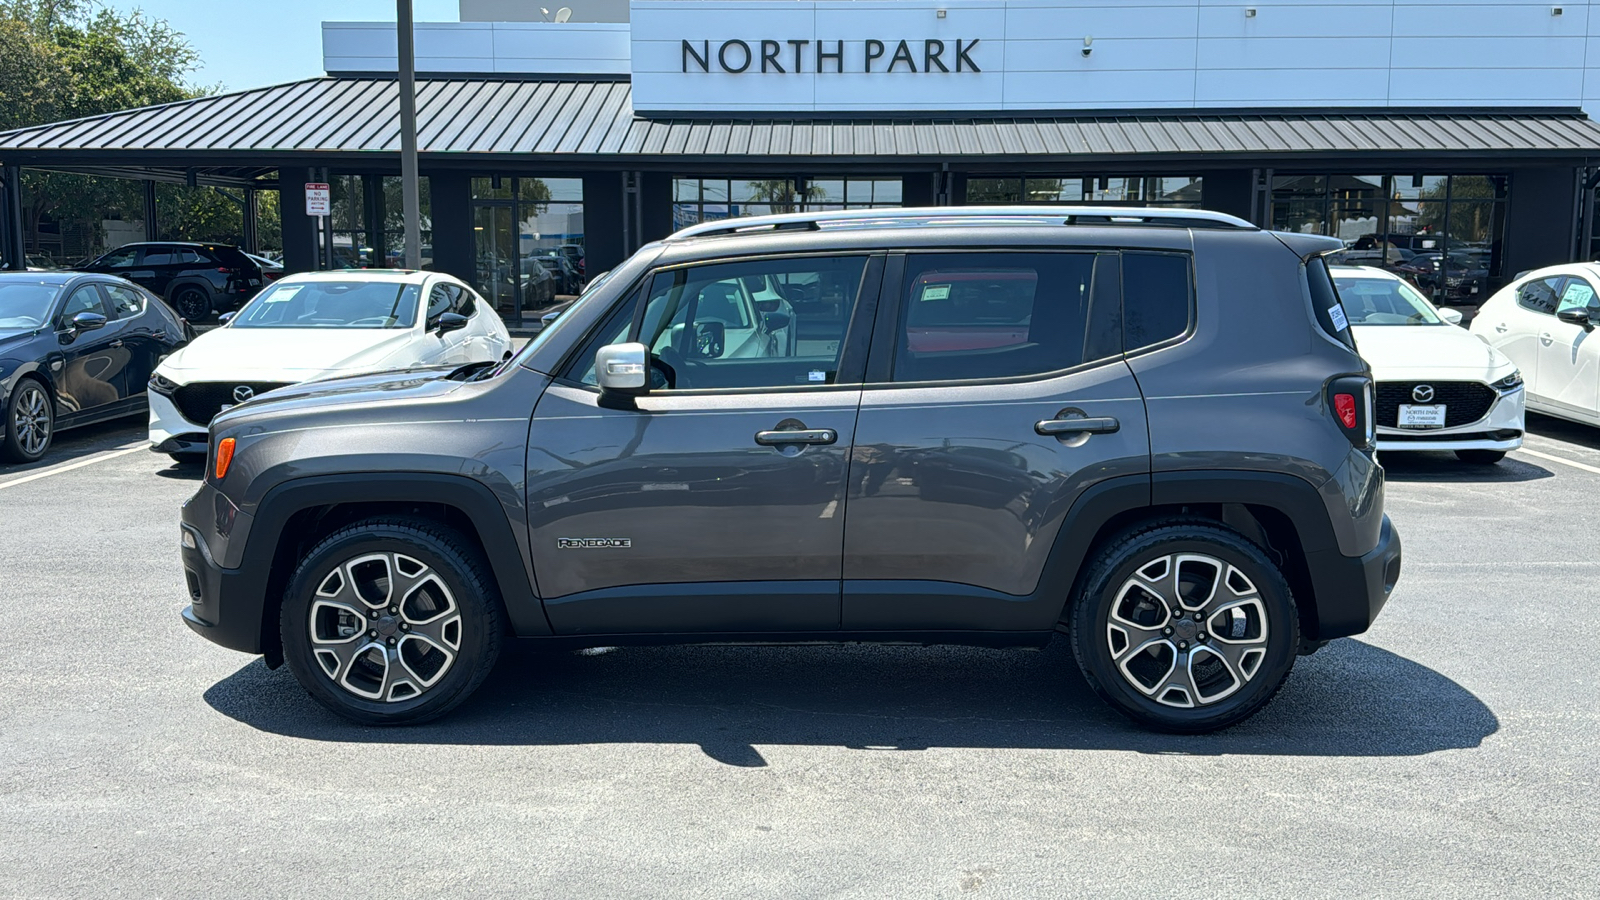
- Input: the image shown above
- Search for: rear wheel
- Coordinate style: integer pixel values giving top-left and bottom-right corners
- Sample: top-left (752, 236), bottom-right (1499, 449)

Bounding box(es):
top-left (1455, 449), bottom-right (1506, 465)
top-left (2, 378), bottom-right (53, 463)
top-left (171, 286), bottom-right (212, 322)
top-left (1069, 521), bottom-right (1299, 733)
top-left (280, 518), bottom-right (504, 725)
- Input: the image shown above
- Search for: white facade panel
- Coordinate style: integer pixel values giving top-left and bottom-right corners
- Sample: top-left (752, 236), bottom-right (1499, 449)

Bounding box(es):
top-left (326, 3), bottom-right (1600, 117)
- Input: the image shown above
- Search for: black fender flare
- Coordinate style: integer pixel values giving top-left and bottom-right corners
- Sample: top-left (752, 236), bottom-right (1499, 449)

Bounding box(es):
top-left (236, 473), bottom-right (548, 661)
top-left (1037, 470), bottom-right (1369, 642)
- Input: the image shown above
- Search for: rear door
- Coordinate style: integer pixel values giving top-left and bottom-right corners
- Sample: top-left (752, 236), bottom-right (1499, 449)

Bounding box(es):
top-left (842, 250), bottom-right (1160, 631)
top-left (525, 253), bottom-right (882, 635)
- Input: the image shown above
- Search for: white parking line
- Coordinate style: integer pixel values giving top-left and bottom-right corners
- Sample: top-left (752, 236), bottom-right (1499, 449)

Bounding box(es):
top-left (1515, 447), bottom-right (1600, 476)
top-left (0, 445), bottom-right (148, 491)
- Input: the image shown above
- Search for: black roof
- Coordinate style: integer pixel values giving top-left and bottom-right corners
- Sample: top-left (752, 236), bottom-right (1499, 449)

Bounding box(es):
top-left (1, 76), bottom-right (1598, 175)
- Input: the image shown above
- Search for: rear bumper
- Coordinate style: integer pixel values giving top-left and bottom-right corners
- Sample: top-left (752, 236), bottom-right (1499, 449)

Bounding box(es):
top-left (1305, 515), bottom-right (1403, 641)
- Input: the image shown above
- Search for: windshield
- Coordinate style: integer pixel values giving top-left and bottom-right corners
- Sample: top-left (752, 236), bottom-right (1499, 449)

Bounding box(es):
top-left (231, 280), bottom-right (421, 329)
top-left (1333, 276), bottom-right (1444, 326)
top-left (0, 283), bottom-right (61, 330)
top-left (501, 269), bottom-right (616, 373)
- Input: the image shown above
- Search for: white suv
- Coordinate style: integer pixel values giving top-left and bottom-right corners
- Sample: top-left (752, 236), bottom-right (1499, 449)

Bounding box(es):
top-left (147, 271), bottom-right (511, 459)
top-left (1332, 266), bottom-right (1525, 464)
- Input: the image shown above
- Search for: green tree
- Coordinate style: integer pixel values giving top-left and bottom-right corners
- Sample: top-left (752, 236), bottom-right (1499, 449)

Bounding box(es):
top-left (0, 0), bottom-right (215, 262)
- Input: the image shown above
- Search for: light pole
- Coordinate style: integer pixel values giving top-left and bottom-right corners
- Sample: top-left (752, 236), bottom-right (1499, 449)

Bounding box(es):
top-left (397, 0), bottom-right (421, 270)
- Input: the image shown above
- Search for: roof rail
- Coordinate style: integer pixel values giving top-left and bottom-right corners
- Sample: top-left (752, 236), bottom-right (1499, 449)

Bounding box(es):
top-left (666, 205), bottom-right (1255, 241)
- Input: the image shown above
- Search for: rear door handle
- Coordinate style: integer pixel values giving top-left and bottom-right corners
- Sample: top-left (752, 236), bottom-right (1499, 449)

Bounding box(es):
top-left (755, 428), bottom-right (837, 446)
top-left (1493, 323), bottom-right (1508, 333)
top-left (1540, 332), bottom-right (1553, 345)
top-left (1036, 416), bottom-right (1120, 436)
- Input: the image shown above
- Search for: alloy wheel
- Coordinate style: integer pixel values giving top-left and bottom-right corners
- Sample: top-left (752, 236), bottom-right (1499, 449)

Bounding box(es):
top-left (12, 384), bottom-right (51, 457)
top-left (1105, 553), bottom-right (1270, 708)
top-left (308, 551), bottom-right (463, 702)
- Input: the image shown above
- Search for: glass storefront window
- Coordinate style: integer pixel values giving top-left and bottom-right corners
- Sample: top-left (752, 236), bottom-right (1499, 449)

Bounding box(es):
top-left (471, 175), bottom-right (586, 327)
top-left (325, 175), bottom-right (430, 270)
top-left (672, 177), bottom-right (901, 226)
top-left (1274, 174), bottom-right (1507, 300)
top-left (967, 175), bottom-right (1203, 207)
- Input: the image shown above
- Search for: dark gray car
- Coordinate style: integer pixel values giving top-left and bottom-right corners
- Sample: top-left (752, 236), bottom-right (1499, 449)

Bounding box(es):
top-left (178, 207), bottom-right (1401, 733)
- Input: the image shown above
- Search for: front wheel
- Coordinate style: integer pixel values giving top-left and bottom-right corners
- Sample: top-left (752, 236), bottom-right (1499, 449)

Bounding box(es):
top-left (1069, 521), bottom-right (1300, 733)
top-left (2, 378), bottom-right (53, 463)
top-left (280, 518), bottom-right (504, 724)
top-left (1455, 449), bottom-right (1506, 465)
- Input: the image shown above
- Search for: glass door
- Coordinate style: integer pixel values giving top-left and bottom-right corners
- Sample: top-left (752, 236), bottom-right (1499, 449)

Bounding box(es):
top-left (474, 205), bottom-right (519, 323)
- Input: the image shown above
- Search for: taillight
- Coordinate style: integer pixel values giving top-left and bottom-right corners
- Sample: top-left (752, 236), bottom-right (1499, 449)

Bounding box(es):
top-left (1334, 393), bottom-right (1357, 429)
top-left (1327, 375), bottom-right (1374, 449)
top-left (213, 437), bottom-right (236, 480)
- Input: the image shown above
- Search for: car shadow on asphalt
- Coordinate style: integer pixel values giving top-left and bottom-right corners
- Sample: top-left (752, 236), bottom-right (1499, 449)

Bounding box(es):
top-left (1526, 412), bottom-right (1600, 452)
top-left (154, 458), bottom-right (205, 480)
top-left (0, 418), bottom-right (144, 478)
top-left (1379, 451), bottom-right (1552, 483)
top-left (204, 636), bottom-right (1497, 763)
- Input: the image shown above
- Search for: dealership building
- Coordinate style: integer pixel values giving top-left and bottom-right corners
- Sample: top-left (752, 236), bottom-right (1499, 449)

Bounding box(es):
top-left (5, 0), bottom-right (1600, 326)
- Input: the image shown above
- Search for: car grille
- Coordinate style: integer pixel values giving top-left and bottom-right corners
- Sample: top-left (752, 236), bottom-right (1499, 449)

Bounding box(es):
top-left (170, 382), bottom-right (291, 425)
top-left (1375, 380), bottom-right (1496, 429)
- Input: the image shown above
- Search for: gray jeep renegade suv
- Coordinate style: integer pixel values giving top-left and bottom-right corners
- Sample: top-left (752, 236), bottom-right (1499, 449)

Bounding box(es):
top-left (179, 206), bottom-right (1401, 733)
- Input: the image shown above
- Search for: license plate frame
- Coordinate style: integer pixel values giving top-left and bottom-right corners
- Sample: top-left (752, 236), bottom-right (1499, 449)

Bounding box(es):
top-left (1398, 404), bottom-right (1447, 428)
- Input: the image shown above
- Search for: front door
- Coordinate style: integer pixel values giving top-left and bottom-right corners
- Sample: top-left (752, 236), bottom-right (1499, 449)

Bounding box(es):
top-left (1490, 274), bottom-right (1564, 394)
top-left (1538, 276), bottom-right (1600, 420)
top-left (525, 253), bottom-right (881, 635)
top-left (843, 250), bottom-right (1160, 631)
top-left (51, 284), bottom-right (126, 422)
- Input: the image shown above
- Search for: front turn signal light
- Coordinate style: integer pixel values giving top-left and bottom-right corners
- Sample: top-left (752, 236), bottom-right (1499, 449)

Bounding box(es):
top-left (213, 437), bottom-right (236, 480)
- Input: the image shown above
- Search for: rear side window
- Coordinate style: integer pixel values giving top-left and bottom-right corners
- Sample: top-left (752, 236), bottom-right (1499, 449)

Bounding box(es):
top-left (894, 252), bottom-right (1108, 383)
top-left (1306, 257), bottom-right (1357, 349)
top-left (1122, 252), bottom-right (1192, 351)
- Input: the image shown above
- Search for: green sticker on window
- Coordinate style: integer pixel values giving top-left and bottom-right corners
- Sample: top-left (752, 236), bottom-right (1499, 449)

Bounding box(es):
top-left (920, 284), bottom-right (951, 301)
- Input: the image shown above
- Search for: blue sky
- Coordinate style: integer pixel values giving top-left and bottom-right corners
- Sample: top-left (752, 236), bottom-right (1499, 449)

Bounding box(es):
top-left (101, 1), bottom-right (462, 93)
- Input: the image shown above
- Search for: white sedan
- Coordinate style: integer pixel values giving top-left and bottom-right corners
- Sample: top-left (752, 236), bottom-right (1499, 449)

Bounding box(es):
top-left (148, 270), bottom-right (510, 458)
top-left (1332, 266), bottom-right (1525, 464)
top-left (1470, 263), bottom-right (1600, 430)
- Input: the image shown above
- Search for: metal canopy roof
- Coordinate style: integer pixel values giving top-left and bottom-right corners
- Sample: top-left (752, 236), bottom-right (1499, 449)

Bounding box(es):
top-left (2, 76), bottom-right (1599, 171)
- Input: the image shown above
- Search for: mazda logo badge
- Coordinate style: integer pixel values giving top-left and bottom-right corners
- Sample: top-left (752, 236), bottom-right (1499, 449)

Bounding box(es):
top-left (1412, 384), bottom-right (1435, 403)
top-left (232, 385), bottom-right (255, 403)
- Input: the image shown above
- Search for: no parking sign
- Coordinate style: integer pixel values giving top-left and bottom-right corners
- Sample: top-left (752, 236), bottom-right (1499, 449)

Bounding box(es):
top-left (305, 183), bottom-right (330, 217)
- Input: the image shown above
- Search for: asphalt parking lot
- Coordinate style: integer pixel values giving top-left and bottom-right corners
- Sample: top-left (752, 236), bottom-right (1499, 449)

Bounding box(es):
top-left (2, 415), bottom-right (1598, 898)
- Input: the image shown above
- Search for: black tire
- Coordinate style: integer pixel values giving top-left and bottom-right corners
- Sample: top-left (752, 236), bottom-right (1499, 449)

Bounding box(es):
top-left (2, 377), bottom-right (54, 463)
top-left (171, 286), bottom-right (212, 322)
top-left (1455, 449), bottom-right (1506, 465)
top-left (1069, 520), bottom-right (1300, 734)
top-left (280, 517), bottom-right (505, 725)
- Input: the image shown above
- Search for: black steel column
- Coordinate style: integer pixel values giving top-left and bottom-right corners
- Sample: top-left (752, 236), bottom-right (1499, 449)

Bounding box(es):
top-left (242, 188), bottom-right (259, 253)
top-left (1, 165), bottom-right (25, 270)
top-left (144, 179), bottom-right (159, 241)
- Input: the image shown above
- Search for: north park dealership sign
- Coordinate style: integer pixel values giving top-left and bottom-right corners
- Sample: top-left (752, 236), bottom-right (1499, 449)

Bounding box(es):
top-left (681, 38), bottom-right (982, 75)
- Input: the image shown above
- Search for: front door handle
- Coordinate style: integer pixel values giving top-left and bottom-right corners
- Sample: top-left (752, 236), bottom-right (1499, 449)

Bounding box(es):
top-left (755, 428), bottom-right (837, 446)
top-left (110, 339), bottom-right (123, 348)
top-left (1036, 416), bottom-right (1120, 436)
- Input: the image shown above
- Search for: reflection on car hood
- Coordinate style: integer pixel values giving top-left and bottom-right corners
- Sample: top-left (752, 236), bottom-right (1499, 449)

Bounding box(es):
top-left (212, 364), bottom-right (469, 426)
top-left (159, 326), bottom-right (420, 381)
top-left (1351, 323), bottom-right (1512, 379)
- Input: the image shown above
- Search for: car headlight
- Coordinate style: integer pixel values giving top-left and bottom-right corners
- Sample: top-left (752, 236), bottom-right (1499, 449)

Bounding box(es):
top-left (148, 372), bottom-right (180, 396)
top-left (1491, 371), bottom-right (1523, 392)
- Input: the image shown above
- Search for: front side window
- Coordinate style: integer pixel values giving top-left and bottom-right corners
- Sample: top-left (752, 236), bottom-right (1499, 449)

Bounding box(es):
top-left (569, 257), bottom-right (869, 391)
top-left (1555, 279), bottom-right (1598, 315)
top-left (57, 286), bottom-right (105, 327)
top-left (1332, 275), bottom-right (1444, 326)
top-left (102, 284), bottom-right (146, 320)
top-left (1516, 277), bottom-right (1563, 315)
top-left (232, 280), bottom-right (423, 329)
top-left (893, 252), bottom-right (1107, 383)
top-left (425, 284), bottom-right (453, 326)
top-left (98, 249), bottom-right (138, 269)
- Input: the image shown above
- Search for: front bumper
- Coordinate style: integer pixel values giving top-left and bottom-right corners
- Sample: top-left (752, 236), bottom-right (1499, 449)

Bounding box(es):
top-left (179, 482), bottom-right (264, 656)
top-left (1305, 515), bottom-right (1403, 641)
top-left (1375, 386), bottom-right (1524, 453)
top-left (148, 390), bottom-right (208, 455)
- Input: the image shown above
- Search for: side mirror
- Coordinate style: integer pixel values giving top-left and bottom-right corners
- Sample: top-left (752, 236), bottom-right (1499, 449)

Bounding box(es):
top-left (1439, 308), bottom-right (1464, 326)
top-left (435, 312), bottom-right (469, 334)
top-left (596, 342), bottom-right (649, 394)
top-left (70, 311), bottom-right (107, 332)
top-left (217, 311), bottom-right (236, 325)
top-left (762, 311), bottom-right (792, 333)
top-left (1556, 308), bottom-right (1595, 331)
top-left (693, 320), bottom-right (726, 358)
